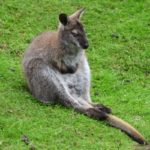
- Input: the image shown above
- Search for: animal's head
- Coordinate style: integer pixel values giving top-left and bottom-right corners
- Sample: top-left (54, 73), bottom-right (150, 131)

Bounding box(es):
top-left (58, 8), bottom-right (89, 49)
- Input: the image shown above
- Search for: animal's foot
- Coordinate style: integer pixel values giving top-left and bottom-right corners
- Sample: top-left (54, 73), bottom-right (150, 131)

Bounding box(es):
top-left (92, 103), bottom-right (112, 114)
top-left (85, 107), bottom-right (107, 120)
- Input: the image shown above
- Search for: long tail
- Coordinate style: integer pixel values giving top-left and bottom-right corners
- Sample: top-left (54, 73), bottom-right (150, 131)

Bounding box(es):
top-left (106, 114), bottom-right (148, 145)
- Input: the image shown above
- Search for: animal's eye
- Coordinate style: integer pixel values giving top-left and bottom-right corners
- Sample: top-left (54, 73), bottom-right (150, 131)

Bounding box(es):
top-left (71, 29), bottom-right (79, 36)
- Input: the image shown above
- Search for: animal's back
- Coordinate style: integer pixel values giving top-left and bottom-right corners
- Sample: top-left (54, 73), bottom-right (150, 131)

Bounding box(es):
top-left (23, 31), bottom-right (58, 65)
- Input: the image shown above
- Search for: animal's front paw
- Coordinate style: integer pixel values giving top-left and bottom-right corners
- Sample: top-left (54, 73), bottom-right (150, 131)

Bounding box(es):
top-left (93, 103), bottom-right (112, 114)
top-left (60, 66), bottom-right (76, 74)
top-left (66, 64), bottom-right (78, 74)
top-left (67, 66), bottom-right (77, 73)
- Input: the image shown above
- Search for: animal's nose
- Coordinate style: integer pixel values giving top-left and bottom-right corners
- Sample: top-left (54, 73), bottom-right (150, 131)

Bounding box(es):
top-left (83, 43), bottom-right (89, 49)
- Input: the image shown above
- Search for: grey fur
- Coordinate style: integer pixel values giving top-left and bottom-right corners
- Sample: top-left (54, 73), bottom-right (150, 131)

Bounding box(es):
top-left (22, 9), bottom-right (111, 119)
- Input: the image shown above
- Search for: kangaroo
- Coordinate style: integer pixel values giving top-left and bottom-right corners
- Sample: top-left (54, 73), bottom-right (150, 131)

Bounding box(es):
top-left (22, 8), bottom-right (147, 145)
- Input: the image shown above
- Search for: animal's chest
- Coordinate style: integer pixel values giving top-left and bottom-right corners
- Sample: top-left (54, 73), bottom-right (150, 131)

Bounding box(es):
top-left (62, 51), bottom-right (82, 68)
top-left (61, 52), bottom-right (90, 98)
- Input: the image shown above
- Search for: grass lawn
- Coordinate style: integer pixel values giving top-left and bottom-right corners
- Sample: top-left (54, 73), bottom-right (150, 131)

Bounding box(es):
top-left (0, 0), bottom-right (150, 149)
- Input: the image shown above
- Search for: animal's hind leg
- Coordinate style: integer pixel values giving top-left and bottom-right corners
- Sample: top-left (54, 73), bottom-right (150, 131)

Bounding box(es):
top-left (26, 59), bottom-right (108, 120)
top-left (41, 67), bottom-right (108, 119)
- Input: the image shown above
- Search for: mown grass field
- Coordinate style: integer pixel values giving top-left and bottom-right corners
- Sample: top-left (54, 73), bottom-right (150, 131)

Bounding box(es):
top-left (0, 0), bottom-right (150, 149)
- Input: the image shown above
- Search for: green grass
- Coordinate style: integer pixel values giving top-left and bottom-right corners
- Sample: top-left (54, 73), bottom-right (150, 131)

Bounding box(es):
top-left (0, 0), bottom-right (150, 149)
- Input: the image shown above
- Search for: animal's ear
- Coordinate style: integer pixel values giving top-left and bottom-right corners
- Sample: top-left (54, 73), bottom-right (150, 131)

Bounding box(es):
top-left (70, 8), bottom-right (85, 20)
top-left (59, 13), bottom-right (68, 26)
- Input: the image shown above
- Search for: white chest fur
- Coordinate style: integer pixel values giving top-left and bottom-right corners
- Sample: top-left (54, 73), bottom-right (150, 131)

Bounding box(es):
top-left (62, 50), bottom-right (83, 68)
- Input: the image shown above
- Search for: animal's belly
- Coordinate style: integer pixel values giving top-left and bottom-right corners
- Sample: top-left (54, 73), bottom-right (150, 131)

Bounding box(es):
top-left (62, 73), bottom-right (88, 98)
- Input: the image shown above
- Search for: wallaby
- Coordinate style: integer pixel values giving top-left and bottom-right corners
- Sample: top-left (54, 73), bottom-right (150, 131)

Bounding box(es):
top-left (22, 8), bottom-right (147, 145)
